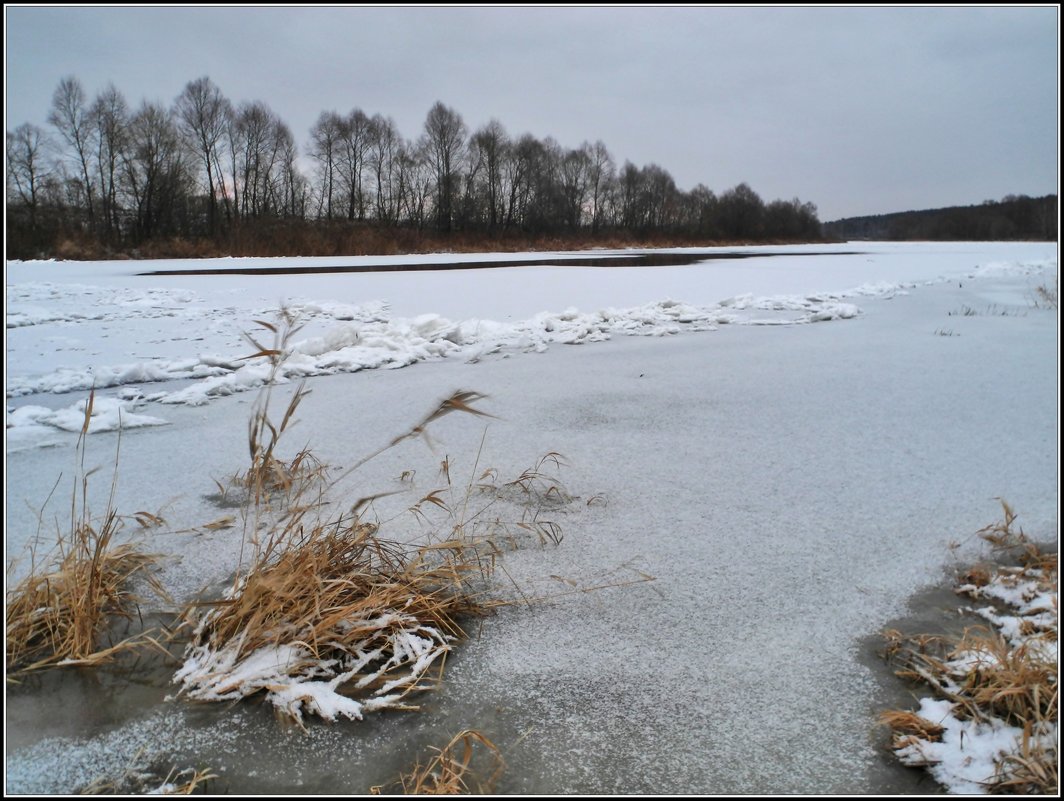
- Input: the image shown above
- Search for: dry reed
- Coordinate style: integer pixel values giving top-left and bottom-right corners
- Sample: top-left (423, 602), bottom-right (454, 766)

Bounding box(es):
top-left (370, 729), bottom-right (505, 795)
top-left (79, 755), bottom-right (217, 795)
top-left (173, 311), bottom-right (520, 726)
top-left (173, 513), bottom-right (490, 728)
top-left (236, 312), bottom-right (329, 504)
top-left (6, 390), bottom-right (166, 679)
top-left (880, 502), bottom-right (1058, 794)
top-left (173, 308), bottom-right (649, 732)
top-left (1032, 274), bottom-right (1058, 310)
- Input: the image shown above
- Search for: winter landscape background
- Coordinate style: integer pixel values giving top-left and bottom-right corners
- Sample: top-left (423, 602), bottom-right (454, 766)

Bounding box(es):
top-left (5, 242), bottom-right (1058, 793)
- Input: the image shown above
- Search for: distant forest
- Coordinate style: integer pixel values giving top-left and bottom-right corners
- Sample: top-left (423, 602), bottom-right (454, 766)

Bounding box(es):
top-left (824, 195), bottom-right (1057, 242)
top-left (6, 76), bottom-right (823, 260)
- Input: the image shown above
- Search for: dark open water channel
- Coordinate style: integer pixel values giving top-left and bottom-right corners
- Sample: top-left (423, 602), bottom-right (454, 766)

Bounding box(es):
top-left (137, 249), bottom-right (861, 277)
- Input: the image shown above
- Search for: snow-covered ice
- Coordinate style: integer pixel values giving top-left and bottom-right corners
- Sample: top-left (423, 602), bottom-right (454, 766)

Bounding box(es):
top-left (4, 242), bottom-right (1058, 794)
top-left (8, 243), bottom-right (1053, 429)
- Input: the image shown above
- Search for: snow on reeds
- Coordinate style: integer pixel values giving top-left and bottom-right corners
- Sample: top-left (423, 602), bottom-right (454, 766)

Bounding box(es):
top-left (172, 516), bottom-right (487, 728)
top-left (6, 390), bottom-right (166, 679)
top-left (881, 502), bottom-right (1058, 794)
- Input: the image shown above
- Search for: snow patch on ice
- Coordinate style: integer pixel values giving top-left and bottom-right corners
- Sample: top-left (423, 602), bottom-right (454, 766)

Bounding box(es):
top-left (7, 360), bottom-right (233, 398)
top-left (895, 698), bottom-right (1036, 795)
top-left (969, 259), bottom-right (1055, 278)
top-left (6, 396), bottom-right (168, 434)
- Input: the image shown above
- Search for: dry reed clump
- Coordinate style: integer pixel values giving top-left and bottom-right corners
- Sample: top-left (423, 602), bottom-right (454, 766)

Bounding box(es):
top-left (1032, 274), bottom-right (1059, 310)
top-left (879, 709), bottom-right (946, 742)
top-left (5, 520), bottom-right (161, 678)
top-left (173, 309), bottom-right (602, 729)
top-left (173, 437), bottom-right (578, 729)
top-left (173, 314), bottom-right (522, 727)
top-left (234, 312), bottom-right (331, 505)
top-left (79, 756), bottom-right (217, 795)
top-left (880, 502), bottom-right (1058, 794)
top-left (6, 391), bottom-right (166, 680)
top-left (408, 448), bottom-right (571, 564)
top-left (173, 405), bottom-right (571, 726)
top-left (173, 514), bottom-right (489, 729)
top-left (370, 729), bottom-right (505, 795)
top-left (975, 499), bottom-right (1057, 579)
top-left (888, 627), bottom-right (1057, 727)
top-left (991, 732), bottom-right (1059, 795)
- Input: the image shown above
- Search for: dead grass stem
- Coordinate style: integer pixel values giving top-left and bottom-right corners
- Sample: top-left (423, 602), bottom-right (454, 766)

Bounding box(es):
top-left (79, 753), bottom-right (217, 795)
top-left (6, 390), bottom-right (167, 680)
top-left (1032, 274), bottom-right (1058, 310)
top-left (370, 729), bottom-right (505, 795)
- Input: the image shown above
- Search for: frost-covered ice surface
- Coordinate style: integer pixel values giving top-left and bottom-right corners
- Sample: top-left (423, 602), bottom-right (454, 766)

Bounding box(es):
top-left (4, 242), bottom-right (1059, 794)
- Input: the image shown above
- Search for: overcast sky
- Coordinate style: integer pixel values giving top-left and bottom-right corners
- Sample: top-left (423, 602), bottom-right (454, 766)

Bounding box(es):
top-left (5, 5), bottom-right (1059, 220)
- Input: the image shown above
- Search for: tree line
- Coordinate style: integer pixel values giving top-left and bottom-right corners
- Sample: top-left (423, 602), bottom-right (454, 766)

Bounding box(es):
top-left (823, 195), bottom-right (1057, 242)
top-left (7, 75), bottom-right (823, 259)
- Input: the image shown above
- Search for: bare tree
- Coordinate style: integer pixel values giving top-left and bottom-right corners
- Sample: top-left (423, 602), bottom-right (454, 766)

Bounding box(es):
top-left (309, 110), bottom-right (343, 218)
top-left (641, 164), bottom-right (678, 231)
top-left (422, 101), bottom-right (467, 232)
top-left (175, 76), bottom-right (232, 233)
top-left (618, 161), bottom-right (642, 229)
top-left (683, 183), bottom-right (718, 237)
top-left (222, 107), bottom-right (242, 222)
top-left (234, 102), bottom-right (289, 218)
top-left (586, 140), bottom-right (614, 232)
top-left (7, 124), bottom-right (54, 230)
top-left (718, 182), bottom-right (765, 240)
top-left (502, 133), bottom-right (535, 228)
top-left (279, 129), bottom-right (308, 219)
top-left (368, 114), bottom-right (401, 224)
top-left (91, 84), bottom-right (130, 240)
top-left (339, 109), bottom-right (373, 220)
top-left (397, 139), bottom-right (432, 229)
top-left (47, 76), bottom-right (97, 228)
top-left (560, 146), bottom-right (591, 229)
top-left (469, 120), bottom-right (509, 230)
top-left (122, 101), bottom-right (188, 240)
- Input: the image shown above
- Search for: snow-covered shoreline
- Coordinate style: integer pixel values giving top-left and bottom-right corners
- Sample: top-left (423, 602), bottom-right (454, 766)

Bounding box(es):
top-left (885, 538), bottom-right (1057, 794)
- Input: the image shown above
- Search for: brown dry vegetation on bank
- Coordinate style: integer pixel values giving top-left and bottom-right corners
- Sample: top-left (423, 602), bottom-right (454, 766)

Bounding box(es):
top-left (880, 503), bottom-right (1058, 795)
top-left (39, 221), bottom-right (826, 262)
top-left (5, 394), bottom-right (168, 680)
